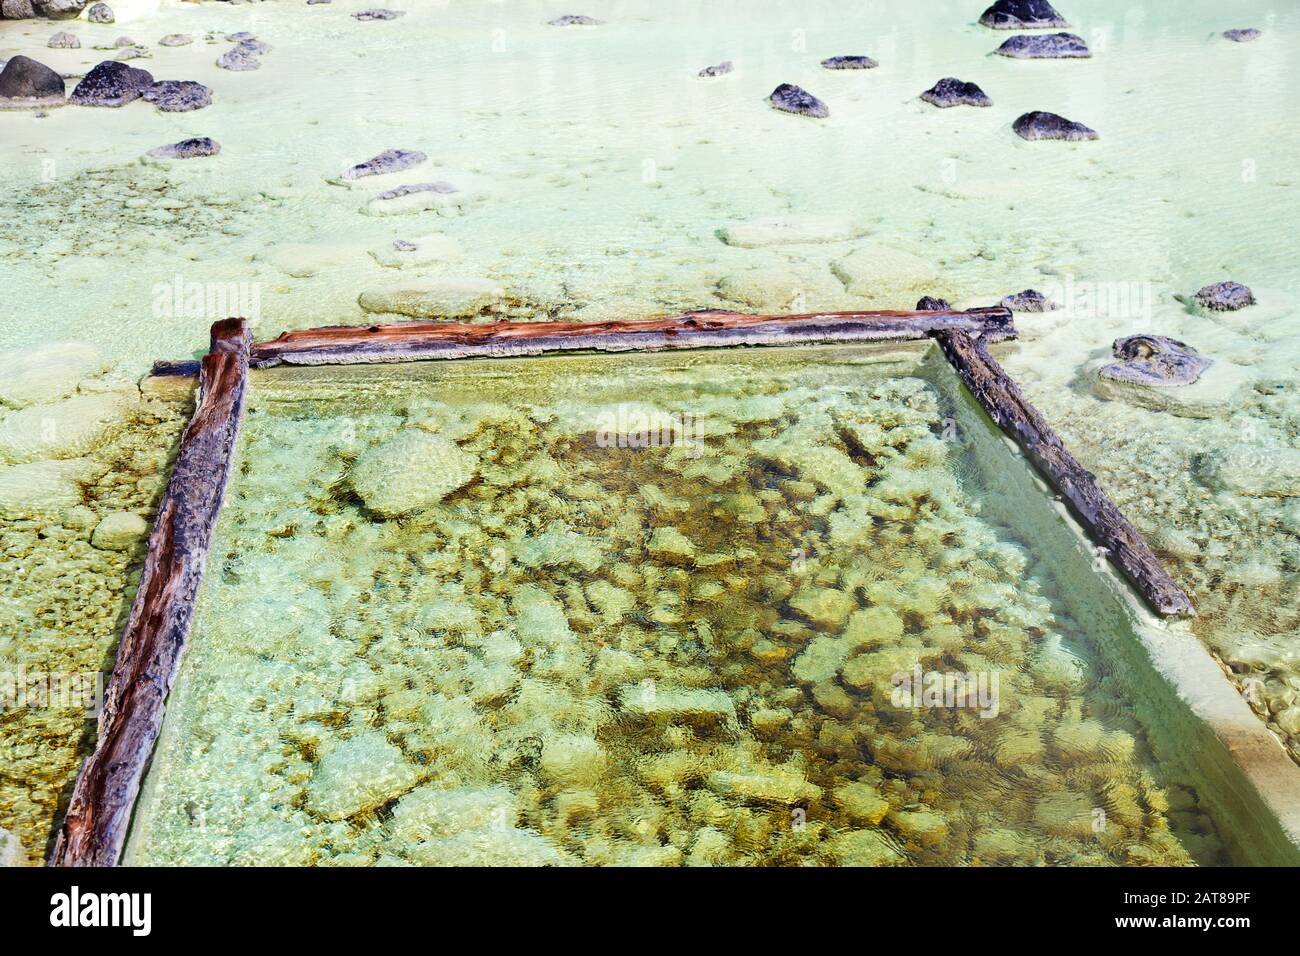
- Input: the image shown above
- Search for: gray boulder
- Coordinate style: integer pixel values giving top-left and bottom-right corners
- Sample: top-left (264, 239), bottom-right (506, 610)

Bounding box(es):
top-left (147, 136), bottom-right (220, 160)
top-left (1223, 28), bottom-right (1261, 42)
top-left (216, 46), bottom-right (260, 71)
top-left (980, 0), bottom-right (1069, 29)
top-left (1194, 281), bottom-right (1254, 311)
top-left (1098, 335), bottom-right (1213, 387)
top-left (769, 83), bottom-right (828, 118)
top-left (0, 55), bottom-right (65, 109)
top-left (995, 32), bottom-right (1090, 58)
top-left (32, 0), bottom-right (87, 19)
top-left (340, 148), bottom-right (427, 180)
top-left (1012, 110), bottom-right (1097, 141)
top-left (158, 34), bottom-right (193, 47)
top-left (86, 1), bottom-right (112, 22)
top-left (921, 77), bottom-right (991, 107)
top-left (142, 79), bottom-right (211, 112)
top-left (354, 8), bottom-right (405, 19)
top-left (375, 181), bottom-right (457, 200)
top-left (821, 55), bottom-right (878, 70)
top-left (48, 30), bottom-right (79, 48)
top-left (69, 59), bottom-right (153, 106)
top-left (1, 0), bottom-right (35, 19)
top-left (698, 61), bottom-right (733, 77)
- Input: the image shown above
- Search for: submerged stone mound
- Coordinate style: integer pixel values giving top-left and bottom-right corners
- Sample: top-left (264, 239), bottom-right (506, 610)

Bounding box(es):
top-left (768, 83), bottom-right (828, 118)
top-left (1098, 335), bottom-right (1213, 387)
top-left (1223, 28), bottom-right (1261, 42)
top-left (216, 46), bottom-right (259, 71)
top-left (86, 1), bottom-right (111, 22)
top-left (0, 55), bottom-right (65, 109)
top-left (349, 431), bottom-right (478, 516)
top-left (147, 136), bottom-right (221, 160)
top-left (821, 55), bottom-right (878, 70)
top-left (980, 0), bottom-right (1070, 30)
top-left (548, 14), bottom-right (603, 26)
top-left (698, 61), bottom-right (733, 77)
top-left (47, 31), bottom-right (79, 49)
top-left (995, 33), bottom-right (1090, 58)
top-left (158, 34), bottom-right (192, 47)
top-left (1194, 280), bottom-right (1254, 311)
top-left (69, 60), bottom-right (153, 106)
top-left (921, 77), bottom-right (991, 108)
top-left (353, 8), bottom-right (403, 20)
top-left (339, 148), bottom-right (427, 181)
top-left (142, 80), bottom-right (211, 112)
top-left (1012, 111), bottom-right (1097, 141)
top-left (1001, 289), bottom-right (1057, 311)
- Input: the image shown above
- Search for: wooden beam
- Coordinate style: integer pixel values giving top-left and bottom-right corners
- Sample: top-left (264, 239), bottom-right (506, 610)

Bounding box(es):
top-left (50, 319), bottom-right (253, 867)
top-left (244, 307), bottom-right (1015, 369)
top-left (933, 330), bottom-right (1195, 618)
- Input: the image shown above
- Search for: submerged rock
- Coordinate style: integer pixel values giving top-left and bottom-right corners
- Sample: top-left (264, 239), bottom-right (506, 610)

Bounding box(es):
top-left (91, 511), bottom-right (147, 551)
top-left (349, 431), bottom-right (477, 515)
top-left (339, 148), bottom-right (427, 181)
top-left (821, 54), bottom-right (878, 70)
top-left (306, 733), bottom-right (421, 820)
top-left (47, 31), bottom-right (79, 49)
top-left (698, 60), bottom-right (733, 77)
top-left (1205, 445), bottom-right (1300, 497)
top-left (0, 341), bottom-right (105, 408)
top-left (717, 215), bottom-right (863, 247)
top-left (0, 55), bottom-right (65, 109)
top-left (979, 0), bottom-right (1070, 30)
top-left (353, 7), bottom-right (404, 19)
top-left (1012, 111), bottom-right (1097, 141)
top-left (69, 60), bottom-right (153, 106)
top-left (1098, 335), bottom-right (1213, 387)
top-left (1000, 288), bottom-right (1058, 311)
top-left (158, 34), bottom-right (192, 47)
top-left (1223, 28), bottom-right (1261, 42)
top-left (216, 46), bottom-right (259, 71)
top-left (995, 33), bottom-right (1090, 58)
top-left (768, 83), bottom-right (828, 118)
top-left (146, 137), bottom-right (220, 160)
top-left (357, 278), bottom-right (502, 318)
top-left (1194, 280), bottom-right (1255, 311)
top-left (921, 77), bottom-right (991, 108)
top-left (370, 234), bottom-right (462, 269)
top-left (86, 1), bottom-right (112, 22)
top-left (142, 80), bottom-right (210, 112)
top-left (0, 458), bottom-right (94, 517)
top-left (548, 14), bottom-right (603, 26)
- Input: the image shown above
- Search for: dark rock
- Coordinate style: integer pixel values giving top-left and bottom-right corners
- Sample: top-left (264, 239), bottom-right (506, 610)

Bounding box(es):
top-left (921, 77), bottom-right (991, 108)
top-left (158, 34), bottom-right (192, 47)
top-left (1012, 110), bottom-right (1097, 141)
top-left (698, 61), bottom-right (733, 77)
top-left (353, 8), bottom-right (405, 20)
top-left (2, 0), bottom-right (36, 19)
top-left (1194, 281), bottom-right (1254, 312)
top-left (375, 181), bottom-right (457, 200)
top-left (979, 0), bottom-right (1069, 30)
top-left (1001, 289), bottom-right (1057, 312)
top-left (32, 0), bottom-right (86, 19)
top-left (1223, 28), bottom-right (1261, 42)
top-left (1098, 334), bottom-right (1214, 387)
top-left (821, 55), bottom-right (878, 70)
top-left (69, 60), bottom-right (152, 106)
top-left (147, 136), bottom-right (220, 160)
top-left (216, 46), bottom-right (260, 71)
top-left (142, 80), bottom-right (211, 112)
top-left (916, 296), bottom-right (953, 311)
top-left (548, 15), bottom-right (603, 25)
top-left (340, 148), bottom-right (427, 180)
top-left (86, 1), bottom-right (112, 22)
top-left (48, 31), bottom-right (79, 49)
top-left (0, 55), bottom-right (65, 108)
top-left (768, 83), bottom-right (828, 118)
top-left (994, 32), bottom-right (1090, 58)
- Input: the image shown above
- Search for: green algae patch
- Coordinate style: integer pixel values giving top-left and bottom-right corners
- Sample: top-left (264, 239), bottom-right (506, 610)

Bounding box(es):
top-left (122, 347), bottom-right (1226, 866)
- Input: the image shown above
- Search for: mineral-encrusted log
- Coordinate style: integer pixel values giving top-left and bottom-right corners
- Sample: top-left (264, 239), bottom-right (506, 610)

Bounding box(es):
top-left (50, 319), bottom-right (252, 867)
top-left (934, 330), bottom-right (1195, 617)
top-left (245, 307), bottom-right (1016, 368)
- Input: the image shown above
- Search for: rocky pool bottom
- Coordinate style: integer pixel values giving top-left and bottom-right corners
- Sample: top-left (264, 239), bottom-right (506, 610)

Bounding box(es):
top-left (118, 348), bottom-right (1226, 866)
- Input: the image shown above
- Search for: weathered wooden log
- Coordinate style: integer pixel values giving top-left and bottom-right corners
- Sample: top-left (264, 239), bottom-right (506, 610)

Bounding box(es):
top-left (244, 307), bottom-right (1016, 369)
top-left (50, 319), bottom-right (253, 867)
top-left (934, 330), bottom-right (1195, 617)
